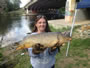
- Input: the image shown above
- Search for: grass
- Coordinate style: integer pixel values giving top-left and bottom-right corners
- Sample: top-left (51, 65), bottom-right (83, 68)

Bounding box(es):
top-left (55, 38), bottom-right (90, 68)
top-left (0, 26), bottom-right (90, 68)
top-left (13, 54), bottom-right (32, 68)
top-left (49, 25), bottom-right (71, 32)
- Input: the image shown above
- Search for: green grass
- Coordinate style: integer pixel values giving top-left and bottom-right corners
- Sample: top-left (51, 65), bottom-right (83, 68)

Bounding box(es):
top-left (13, 54), bottom-right (32, 68)
top-left (55, 38), bottom-right (90, 68)
top-left (49, 25), bottom-right (71, 32)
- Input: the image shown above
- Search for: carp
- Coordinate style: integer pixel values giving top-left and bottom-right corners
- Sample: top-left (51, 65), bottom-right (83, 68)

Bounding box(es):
top-left (16, 32), bottom-right (72, 50)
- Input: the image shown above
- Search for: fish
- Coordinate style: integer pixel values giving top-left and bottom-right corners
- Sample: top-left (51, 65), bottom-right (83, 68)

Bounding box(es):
top-left (16, 32), bottom-right (72, 50)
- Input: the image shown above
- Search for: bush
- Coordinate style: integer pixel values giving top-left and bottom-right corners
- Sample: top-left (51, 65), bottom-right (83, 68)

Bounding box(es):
top-left (0, 53), bottom-right (3, 58)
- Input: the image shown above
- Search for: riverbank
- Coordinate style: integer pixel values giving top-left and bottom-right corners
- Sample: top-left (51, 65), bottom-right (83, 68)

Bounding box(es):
top-left (0, 9), bottom-right (25, 16)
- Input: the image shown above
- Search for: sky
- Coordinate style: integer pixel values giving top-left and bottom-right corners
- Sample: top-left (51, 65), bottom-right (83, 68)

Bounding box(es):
top-left (20, 0), bottom-right (30, 8)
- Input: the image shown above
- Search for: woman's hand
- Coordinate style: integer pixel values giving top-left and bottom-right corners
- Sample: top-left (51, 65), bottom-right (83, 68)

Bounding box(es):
top-left (32, 44), bottom-right (47, 54)
top-left (50, 44), bottom-right (61, 52)
top-left (50, 46), bottom-right (58, 52)
top-left (32, 48), bottom-right (42, 54)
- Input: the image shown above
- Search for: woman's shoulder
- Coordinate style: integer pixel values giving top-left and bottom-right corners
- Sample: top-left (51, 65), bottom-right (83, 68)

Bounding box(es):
top-left (27, 32), bottom-right (38, 35)
top-left (31, 32), bottom-right (38, 35)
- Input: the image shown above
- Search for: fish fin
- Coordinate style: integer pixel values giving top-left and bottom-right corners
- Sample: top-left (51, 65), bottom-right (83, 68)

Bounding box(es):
top-left (16, 46), bottom-right (22, 50)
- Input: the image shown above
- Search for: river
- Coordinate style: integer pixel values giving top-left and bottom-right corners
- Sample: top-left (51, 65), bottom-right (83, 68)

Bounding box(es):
top-left (0, 15), bottom-right (33, 47)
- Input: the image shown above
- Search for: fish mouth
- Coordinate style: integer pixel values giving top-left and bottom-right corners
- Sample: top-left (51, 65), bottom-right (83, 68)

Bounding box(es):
top-left (69, 38), bottom-right (72, 41)
top-left (62, 43), bottom-right (66, 46)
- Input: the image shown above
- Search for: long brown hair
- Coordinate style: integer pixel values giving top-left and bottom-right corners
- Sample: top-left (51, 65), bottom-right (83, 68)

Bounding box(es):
top-left (32, 15), bottom-right (51, 32)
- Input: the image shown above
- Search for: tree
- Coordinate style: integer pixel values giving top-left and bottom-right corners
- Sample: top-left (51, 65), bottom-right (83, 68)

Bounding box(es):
top-left (0, 0), bottom-right (7, 12)
top-left (10, 0), bottom-right (21, 10)
top-left (0, 0), bottom-right (21, 12)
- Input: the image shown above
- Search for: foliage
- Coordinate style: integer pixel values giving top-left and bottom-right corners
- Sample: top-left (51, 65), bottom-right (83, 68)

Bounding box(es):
top-left (0, 53), bottom-right (3, 58)
top-left (59, 7), bottom-right (65, 14)
top-left (6, 0), bottom-right (21, 11)
top-left (0, 0), bottom-right (21, 12)
top-left (0, 52), bottom-right (3, 61)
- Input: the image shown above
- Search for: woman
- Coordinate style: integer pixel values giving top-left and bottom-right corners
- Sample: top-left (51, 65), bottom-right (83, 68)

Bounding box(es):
top-left (28, 15), bottom-right (59, 68)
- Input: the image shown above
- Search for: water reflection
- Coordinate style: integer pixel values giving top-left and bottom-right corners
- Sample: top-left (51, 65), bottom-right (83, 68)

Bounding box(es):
top-left (0, 15), bottom-right (31, 47)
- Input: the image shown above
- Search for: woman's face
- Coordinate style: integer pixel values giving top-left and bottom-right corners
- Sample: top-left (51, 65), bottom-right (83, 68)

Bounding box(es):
top-left (35, 18), bottom-right (46, 33)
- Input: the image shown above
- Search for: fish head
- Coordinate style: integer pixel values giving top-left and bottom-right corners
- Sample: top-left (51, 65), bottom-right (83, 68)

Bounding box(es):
top-left (63, 36), bottom-right (72, 42)
top-left (59, 35), bottom-right (72, 45)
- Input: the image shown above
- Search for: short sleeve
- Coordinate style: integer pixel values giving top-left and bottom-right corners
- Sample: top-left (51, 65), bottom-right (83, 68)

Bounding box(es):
top-left (48, 48), bottom-right (58, 56)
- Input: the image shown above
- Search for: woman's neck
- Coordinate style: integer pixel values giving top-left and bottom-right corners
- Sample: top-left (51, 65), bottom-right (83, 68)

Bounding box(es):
top-left (37, 30), bottom-right (45, 33)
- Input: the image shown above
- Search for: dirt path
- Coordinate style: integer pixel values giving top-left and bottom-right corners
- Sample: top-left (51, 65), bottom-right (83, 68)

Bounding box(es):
top-left (48, 19), bottom-right (90, 29)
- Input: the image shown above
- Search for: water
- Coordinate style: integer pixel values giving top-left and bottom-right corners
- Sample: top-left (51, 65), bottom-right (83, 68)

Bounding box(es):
top-left (0, 15), bottom-right (32, 47)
